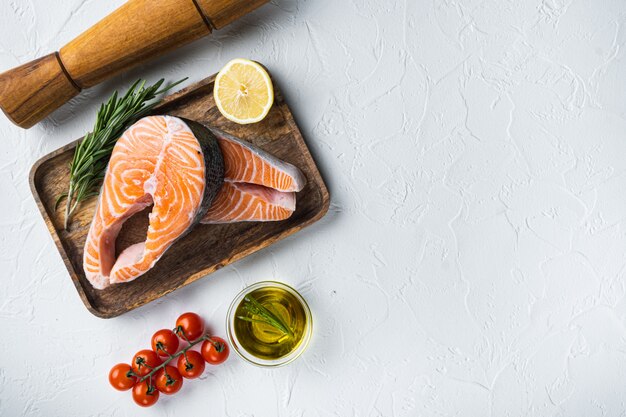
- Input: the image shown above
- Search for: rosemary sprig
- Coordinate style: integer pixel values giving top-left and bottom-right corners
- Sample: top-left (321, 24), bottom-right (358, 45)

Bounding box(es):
top-left (57, 77), bottom-right (187, 229)
top-left (237, 295), bottom-right (294, 338)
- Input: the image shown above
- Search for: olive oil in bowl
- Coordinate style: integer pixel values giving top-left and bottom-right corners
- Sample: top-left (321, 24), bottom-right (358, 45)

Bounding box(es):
top-left (227, 282), bottom-right (312, 367)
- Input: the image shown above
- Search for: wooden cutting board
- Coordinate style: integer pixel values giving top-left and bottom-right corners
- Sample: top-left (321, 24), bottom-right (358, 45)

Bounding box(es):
top-left (29, 73), bottom-right (329, 318)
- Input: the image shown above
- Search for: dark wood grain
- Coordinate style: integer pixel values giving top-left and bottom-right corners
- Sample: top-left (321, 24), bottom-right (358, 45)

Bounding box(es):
top-left (29, 73), bottom-right (329, 318)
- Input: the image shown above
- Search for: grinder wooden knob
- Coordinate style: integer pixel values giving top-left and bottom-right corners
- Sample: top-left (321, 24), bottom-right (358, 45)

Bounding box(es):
top-left (0, 0), bottom-right (269, 129)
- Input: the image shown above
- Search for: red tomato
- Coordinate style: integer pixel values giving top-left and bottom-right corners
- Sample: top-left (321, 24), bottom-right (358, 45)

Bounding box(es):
top-left (151, 329), bottom-right (180, 357)
top-left (132, 380), bottom-right (159, 407)
top-left (155, 366), bottom-right (183, 395)
top-left (177, 350), bottom-right (205, 379)
top-left (108, 363), bottom-right (136, 391)
top-left (201, 337), bottom-right (230, 365)
top-left (175, 312), bottom-right (205, 341)
top-left (131, 349), bottom-right (162, 377)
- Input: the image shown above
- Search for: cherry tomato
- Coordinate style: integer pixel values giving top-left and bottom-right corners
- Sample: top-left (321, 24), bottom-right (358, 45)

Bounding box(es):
top-left (151, 329), bottom-right (180, 357)
top-left (131, 349), bottom-right (162, 377)
top-left (108, 363), bottom-right (136, 391)
top-left (155, 366), bottom-right (183, 395)
top-left (177, 350), bottom-right (205, 379)
top-left (132, 380), bottom-right (159, 407)
top-left (201, 337), bottom-right (230, 365)
top-left (175, 312), bottom-right (205, 341)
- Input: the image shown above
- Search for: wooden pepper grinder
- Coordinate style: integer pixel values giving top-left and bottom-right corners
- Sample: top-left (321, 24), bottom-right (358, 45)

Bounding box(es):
top-left (0, 0), bottom-right (269, 129)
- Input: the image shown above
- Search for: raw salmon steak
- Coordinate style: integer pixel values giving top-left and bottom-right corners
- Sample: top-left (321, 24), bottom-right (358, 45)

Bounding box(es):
top-left (200, 128), bottom-right (305, 224)
top-left (83, 116), bottom-right (224, 289)
top-left (202, 182), bottom-right (295, 224)
top-left (211, 128), bottom-right (306, 192)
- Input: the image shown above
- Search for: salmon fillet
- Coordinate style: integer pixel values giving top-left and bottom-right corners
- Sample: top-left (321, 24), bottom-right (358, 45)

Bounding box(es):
top-left (83, 116), bottom-right (223, 289)
top-left (211, 128), bottom-right (306, 192)
top-left (202, 182), bottom-right (295, 224)
top-left (199, 128), bottom-right (305, 224)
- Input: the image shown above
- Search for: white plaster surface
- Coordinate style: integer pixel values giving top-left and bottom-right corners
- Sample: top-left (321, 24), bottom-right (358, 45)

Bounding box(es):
top-left (1, 0), bottom-right (626, 415)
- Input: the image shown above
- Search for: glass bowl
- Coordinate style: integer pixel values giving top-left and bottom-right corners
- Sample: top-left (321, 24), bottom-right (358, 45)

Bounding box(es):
top-left (226, 281), bottom-right (312, 367)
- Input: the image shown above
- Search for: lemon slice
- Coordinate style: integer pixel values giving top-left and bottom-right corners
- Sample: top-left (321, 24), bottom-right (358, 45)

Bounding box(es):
top-left (214, 58), bottom-right (274, 124)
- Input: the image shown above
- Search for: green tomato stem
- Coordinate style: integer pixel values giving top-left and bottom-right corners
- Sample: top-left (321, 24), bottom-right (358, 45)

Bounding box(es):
top-left (138, 334), bottom-right (215, 384)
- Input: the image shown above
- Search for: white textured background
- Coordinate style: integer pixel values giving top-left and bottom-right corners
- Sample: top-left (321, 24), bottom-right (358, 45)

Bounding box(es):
top-left (1, 0), bottom-right (626, 415)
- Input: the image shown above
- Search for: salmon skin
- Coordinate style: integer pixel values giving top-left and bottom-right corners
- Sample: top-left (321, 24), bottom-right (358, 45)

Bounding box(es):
top-left (201, 128), bottom-right (306, 224)
top-left (83, 116), bottom-right (224, 289)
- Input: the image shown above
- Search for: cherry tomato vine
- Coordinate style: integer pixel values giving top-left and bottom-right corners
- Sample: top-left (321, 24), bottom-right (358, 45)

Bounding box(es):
top-left (108, 312), bottom-right (229, 407)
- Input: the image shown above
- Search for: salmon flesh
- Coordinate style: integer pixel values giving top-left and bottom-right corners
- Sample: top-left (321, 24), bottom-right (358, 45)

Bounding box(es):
top-left (83, 116), bottom-right (224, 289)
top-left (202, 182), bottom-right (296, 224)
top-left (201, 128), bottom-right (306, 224)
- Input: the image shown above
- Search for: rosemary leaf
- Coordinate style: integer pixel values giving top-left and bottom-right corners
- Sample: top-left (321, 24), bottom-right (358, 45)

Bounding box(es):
top-left (60, 77), bottom-right (187, 229)
top-left (239, 295), bottom-right (294, 337)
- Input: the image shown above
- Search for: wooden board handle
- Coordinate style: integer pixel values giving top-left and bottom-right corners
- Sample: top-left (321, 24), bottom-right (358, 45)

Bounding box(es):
top-left (0, 0), bottom-right (269, 129)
